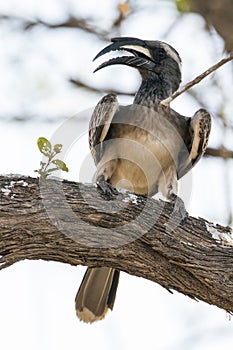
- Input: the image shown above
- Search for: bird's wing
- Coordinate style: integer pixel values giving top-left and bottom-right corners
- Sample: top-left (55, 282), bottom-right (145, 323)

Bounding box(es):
top-left (89, 93), bottom-right (119, 164)
top-left (178, 108), bottom-right (211, 179)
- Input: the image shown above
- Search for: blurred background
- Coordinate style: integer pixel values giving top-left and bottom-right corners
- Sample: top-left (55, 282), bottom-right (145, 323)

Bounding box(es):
top-left (0, 0), bottom-right (233, 349)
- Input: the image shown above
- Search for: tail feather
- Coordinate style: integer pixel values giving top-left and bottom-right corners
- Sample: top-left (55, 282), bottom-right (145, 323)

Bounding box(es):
top-left (75, 267), bottom-right (119, 323)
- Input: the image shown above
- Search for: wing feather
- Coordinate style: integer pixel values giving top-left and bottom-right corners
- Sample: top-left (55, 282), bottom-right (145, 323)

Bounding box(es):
top-left (178, 108), bottom-right (211, 179)
top-left (89, 93), bottom-right (119, 164)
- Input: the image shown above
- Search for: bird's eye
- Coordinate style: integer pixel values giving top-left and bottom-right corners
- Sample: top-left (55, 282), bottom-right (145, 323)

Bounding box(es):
top-left (156, 49), bottom-right (166, 59)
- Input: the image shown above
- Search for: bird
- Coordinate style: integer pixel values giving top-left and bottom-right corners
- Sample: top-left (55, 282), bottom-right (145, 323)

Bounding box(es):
top-left (75, 37), bottom-right (211, 323)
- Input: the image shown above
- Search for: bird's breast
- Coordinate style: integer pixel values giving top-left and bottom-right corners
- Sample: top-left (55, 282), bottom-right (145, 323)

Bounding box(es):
top-left (100, 119), bottom-right (183, 195)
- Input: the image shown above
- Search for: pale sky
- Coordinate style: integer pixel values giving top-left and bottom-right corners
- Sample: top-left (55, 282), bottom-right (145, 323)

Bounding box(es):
top-left (0, 1), bottom-right (233, 349)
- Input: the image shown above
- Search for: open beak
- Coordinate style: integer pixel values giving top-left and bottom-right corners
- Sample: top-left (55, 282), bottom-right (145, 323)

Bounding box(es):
top-left (93, 37), bottom-right (156, 72)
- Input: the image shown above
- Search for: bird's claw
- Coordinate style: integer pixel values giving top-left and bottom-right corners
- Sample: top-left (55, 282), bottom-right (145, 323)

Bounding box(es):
top-left (171, 194), bottom-right (189, 224)
top-left (97, 180), bottom-right (118, 200)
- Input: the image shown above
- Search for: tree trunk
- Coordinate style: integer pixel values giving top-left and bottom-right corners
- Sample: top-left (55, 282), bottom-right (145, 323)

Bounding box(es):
top-left (191, 0), bottom-right (233, 52)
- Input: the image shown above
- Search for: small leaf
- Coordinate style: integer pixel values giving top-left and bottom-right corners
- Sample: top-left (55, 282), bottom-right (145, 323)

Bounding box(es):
top-left (52, 159), bottom-right (69, 172)
top-left (175, 0), bottom-right (191, 13)
top-left (53, 144), bottom-right (63, 153)
top-left (37, 137), bottom-right (52, 156)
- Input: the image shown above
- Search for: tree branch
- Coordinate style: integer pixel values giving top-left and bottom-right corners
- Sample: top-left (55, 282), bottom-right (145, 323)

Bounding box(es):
top-left (69, 77), bottom-right (135, 96)
top-left (190, 0), bottom-right (233, 52)
top-left (161, 51), bottom-right (233, 106)
top-left (0, 15), bottom-right (109, 40)
top-left (0, 175), bottom-right (233, 314)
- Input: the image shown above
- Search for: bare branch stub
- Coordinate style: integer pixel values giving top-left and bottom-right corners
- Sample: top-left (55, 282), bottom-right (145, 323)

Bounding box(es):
top-left (205, 146), bottom-right (233, 159)
top-left (0, 175), bottom-right (233, 314)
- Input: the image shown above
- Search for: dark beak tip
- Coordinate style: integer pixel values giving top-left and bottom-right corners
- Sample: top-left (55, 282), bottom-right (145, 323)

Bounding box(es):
top-left (93, 37), bottom-right (143, 62)
top-left (93, 42), bottom-right (120, 62)
top-left (93, 52), bottom-right (102, 62)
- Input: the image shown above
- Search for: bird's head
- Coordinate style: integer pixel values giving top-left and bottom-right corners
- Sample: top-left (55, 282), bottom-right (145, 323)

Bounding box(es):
top-left (93, 37), bottom-right (182, 93)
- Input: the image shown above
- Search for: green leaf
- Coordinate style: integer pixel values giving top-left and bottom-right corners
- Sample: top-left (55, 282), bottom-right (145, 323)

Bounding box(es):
top-left (37, 137), bottom-right (52, 156)
top-left (52, 159), bottom-right (69, 172)
top-left (175, 0), bottom-right (191, 13)
top-left (53, 144), bottom-right (63, 153)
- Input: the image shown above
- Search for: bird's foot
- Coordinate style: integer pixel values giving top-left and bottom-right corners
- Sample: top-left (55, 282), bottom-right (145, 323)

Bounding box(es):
top-left (97, 178), bottom-right (118, 200)
top-left (170, 194), bottom-right (188, 224)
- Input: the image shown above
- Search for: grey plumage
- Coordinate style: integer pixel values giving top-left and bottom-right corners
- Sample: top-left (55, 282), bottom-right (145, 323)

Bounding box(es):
top-left (75, 37), bottom-right (211, 323)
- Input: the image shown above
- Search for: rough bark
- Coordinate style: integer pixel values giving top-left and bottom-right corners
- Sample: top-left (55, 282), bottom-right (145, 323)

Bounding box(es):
top-left (0, 175), bottom-right (233, 314)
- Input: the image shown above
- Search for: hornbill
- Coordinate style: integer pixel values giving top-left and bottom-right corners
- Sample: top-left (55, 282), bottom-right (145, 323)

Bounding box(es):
top-left (75, 37), bottom-right (211, 323)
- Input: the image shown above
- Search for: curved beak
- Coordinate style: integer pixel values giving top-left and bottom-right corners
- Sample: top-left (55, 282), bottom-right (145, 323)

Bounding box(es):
top-left (93, 37), bottom-right (156, 73)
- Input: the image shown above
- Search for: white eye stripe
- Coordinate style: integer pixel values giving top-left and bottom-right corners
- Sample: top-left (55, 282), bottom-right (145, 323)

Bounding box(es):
top-left (159, 42), bottom-right (182, 71)
top-left (121, 43), bottom-right (181, 71)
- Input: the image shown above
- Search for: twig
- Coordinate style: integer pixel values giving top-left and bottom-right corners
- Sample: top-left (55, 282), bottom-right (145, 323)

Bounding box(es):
top-left (112, 1), bottom-right (131, 29)
top-left (205, 146), bottom-right (233, 159)
top-left (161, 51), bottom-right (233, 106)
top-left (69, 78), bottom-right (135, 96)
top-left (0, 14), bottom-right (109, 41)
